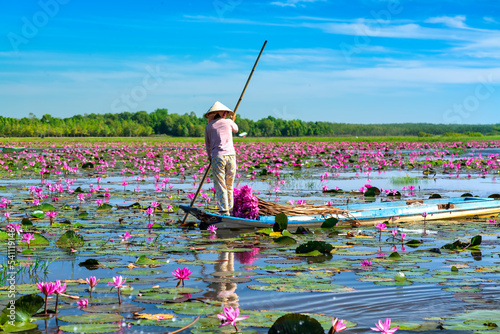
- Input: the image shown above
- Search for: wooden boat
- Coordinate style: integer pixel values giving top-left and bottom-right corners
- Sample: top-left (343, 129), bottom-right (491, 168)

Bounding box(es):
top-left (180, 197), bottom-right (500, 229)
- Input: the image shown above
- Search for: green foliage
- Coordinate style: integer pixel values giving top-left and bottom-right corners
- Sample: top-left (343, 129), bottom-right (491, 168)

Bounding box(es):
top-left (0, 294), bottom-right (44, 325)
top-left (470, 235), bottom-right (482, 247)
top-left (0, 110), bottom-right (498, 137)
top-left (273, 213), bottom-right (288, 232)
top-left (79, 259), bottom-right (99, 268)
top-left (56, 230), bottom-right (85, 248)
top-left (364, 187), bottom-right (380, 197)
top-left (96, 203), bottom-right (113, 211)
top-left (418, 131), bottom-right (433, 137)
top-left (321, 217), bottom-right (338, 228)
top-left (39, 203), bottom-right (56, 211)
top-left (296, 241), bottom-right (333, 254)
top-left (405, 239), bottom-right (423, 248)
top-left (391, 176), bottom-right (419, 185)
top-left (441, 235), bottom-right (482, 250)
top-left (389, 252), bottom-right (402, 259)
top-left (269, 313), bottom-right (325, 334)
top-left (274, 236), bottom-right (297, 245)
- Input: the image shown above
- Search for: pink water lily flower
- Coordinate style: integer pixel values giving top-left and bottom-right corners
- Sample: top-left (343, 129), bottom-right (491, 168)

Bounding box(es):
top-left (6, 223), bottom-right (23, 235)
top-left (36, 281), bottom-right (57, 314)
top-left (207, 225), bottom-right (218, 234)
top-left (22, 233), bottom-right (35, 248)
top-left (360, 260), bottom-right (372, 267)
top-left (329, 317), bottom-right (347, 333)
top-left (77, 298), bottom-right (89, 308)
top-left (371, 318), bottom-right (399, 334)
top-left (108, 275), bottom-right (126, 289)
top-left (108, 275), bottom-right (126, 304)
top-left (37, 281), bottom-right (58, 296)
top-left (374, 223), bottom-right (386, 242)
top-left (121, 232), bottom-right (132, 242)
top-left (46, 210), bottom-right (57, 225)
top-left (54, 280), bottom-right (67, 314)
top-left (217, 306), bottom-right (248, 331)
top-left (86, 276), bottom-right (100, 297)
top-left (172, 267), bottom-right (192, 287)
top-left (54, 280), bottom-right (67, 294)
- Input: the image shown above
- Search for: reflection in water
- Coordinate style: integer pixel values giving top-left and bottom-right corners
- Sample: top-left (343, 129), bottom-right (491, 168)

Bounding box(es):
top-left (471, 249), bottom-right (482, 261)
top-left (206, 252), bottom-right (239, 309)
top-left (234, 247), bottom-right (260, 265)
top-left (205, 248), bottom-right (261, 310)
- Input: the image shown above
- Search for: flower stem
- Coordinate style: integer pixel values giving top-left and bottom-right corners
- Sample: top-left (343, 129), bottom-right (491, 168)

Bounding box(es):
top-left (117, 287), bottom-right (121, 305)
top-left (55, 294), bottom-right (59, 314)
top-left (44, 296), bottom-right (48, 314)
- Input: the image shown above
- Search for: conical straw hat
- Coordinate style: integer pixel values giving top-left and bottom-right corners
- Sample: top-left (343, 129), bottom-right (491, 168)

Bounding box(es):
top-left (204, 101), bottom-right (234, 118)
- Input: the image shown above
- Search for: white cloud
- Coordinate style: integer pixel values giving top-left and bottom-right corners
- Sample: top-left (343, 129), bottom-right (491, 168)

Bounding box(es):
top-left (271, 0), bottom-right (326, 8)
top-left (426, 15), bottom-right (467, 29)
top-left (483, 17), bottom-right (498, 24)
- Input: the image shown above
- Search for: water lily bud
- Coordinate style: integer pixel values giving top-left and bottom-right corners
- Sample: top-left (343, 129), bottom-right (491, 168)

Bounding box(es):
top-left (395, 272), bottom-right (406, 281)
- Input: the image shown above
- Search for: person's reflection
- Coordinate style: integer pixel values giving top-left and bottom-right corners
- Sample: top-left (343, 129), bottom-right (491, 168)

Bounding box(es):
top-left (205, 252), bottom-right (239, 308)
top-left (205, 248), bottom-right (260, 308)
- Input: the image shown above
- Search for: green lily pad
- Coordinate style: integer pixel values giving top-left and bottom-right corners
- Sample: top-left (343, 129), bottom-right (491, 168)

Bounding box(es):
top-left (134, 255), bottom-right (165, 266)
top-left (0, 294), bottom-right (44, 325)
top-left (58, 323), bottom-right (122, 333)
top-left (26, 233), bottom-right (50, 246)
top-left (139, 287), bottom-right (202, 294)
top-left (210, 271), bottom-right (258, 277)
top-left (274, 236), bottom-right (297, 245)
top-left (58, 313), bottom-right (124, 323)
top-left (248, 283), bottom-right (354, 293)
top-left (0, 321), bottom-right (38, 332)
top-left (39, 203), bottom-right (56, 211)
top-left (269, 313), bottom-right (324, 334)
top-left (442, 286), bottom-right (483, 293)
top-left (388, 252), bottom-right (402, 259)
top-left (321, 217), bottom-right (338, 228)
top-left (96, 203), bottom-right (113, 211)
top-left (83, 303), bottom-right (145, 314)
top-left (116, 269), bottom-right (166, 276)
top-left (77, 211), bottom-right (89, 218)
top-left (294, 250), bottom-right (324, 257)
top-left (31, 210), bottom-right (45, 219)
top-left (296, 241), bottom-right (333, 255)
top-left (391, 320), bottom-right (442, 331)
top-left (164, 301), bottom-right (223, 316)
top-left (56, 230), bottom-right (85, 248)
top-left (273, 213), bottom-right (288, 232)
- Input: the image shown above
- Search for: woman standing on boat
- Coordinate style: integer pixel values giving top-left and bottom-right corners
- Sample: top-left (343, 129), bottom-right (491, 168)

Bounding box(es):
top-left (204, 101), bottom-right (239, 216)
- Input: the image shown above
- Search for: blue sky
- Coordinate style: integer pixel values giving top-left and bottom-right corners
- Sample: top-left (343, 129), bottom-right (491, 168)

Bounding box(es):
top-left (1, 0), bottom-right (499, 124)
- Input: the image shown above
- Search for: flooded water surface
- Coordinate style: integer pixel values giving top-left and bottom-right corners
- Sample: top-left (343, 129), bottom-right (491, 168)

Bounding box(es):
top-left (0, 140), bottom-right (499, 333)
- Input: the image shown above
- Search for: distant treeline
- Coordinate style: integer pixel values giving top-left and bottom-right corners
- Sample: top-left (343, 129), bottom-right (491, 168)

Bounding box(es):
top-left (0, 109), bottom-right (499, 137)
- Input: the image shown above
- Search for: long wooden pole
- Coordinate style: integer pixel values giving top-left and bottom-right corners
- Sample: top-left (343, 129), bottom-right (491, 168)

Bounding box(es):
top-left (181, 40), bottom-right (267, 224)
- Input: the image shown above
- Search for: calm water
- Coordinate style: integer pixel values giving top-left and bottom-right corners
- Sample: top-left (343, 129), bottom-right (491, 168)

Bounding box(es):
top-left (0, 144), bottom-right (499, 333)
